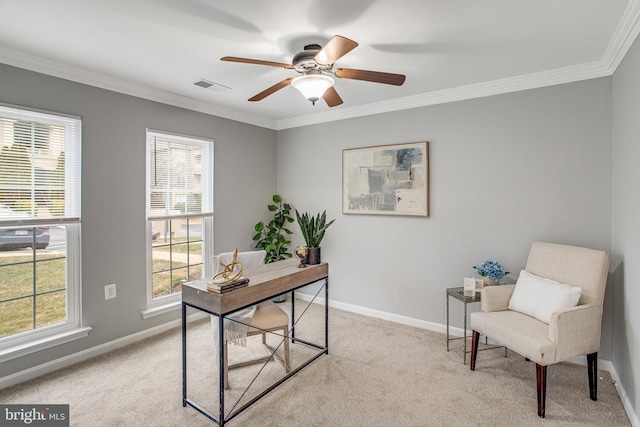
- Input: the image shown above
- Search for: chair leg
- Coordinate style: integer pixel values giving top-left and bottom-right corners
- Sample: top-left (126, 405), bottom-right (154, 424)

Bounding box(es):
top-left (536, 363), bottom-right (547, 418)
top-left (470, 330), bottom-right (480, 371)
top-left (588, 352), bottom-right (598, 401)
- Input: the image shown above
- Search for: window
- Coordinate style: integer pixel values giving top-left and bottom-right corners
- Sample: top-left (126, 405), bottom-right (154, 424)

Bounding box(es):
top-left (146, 130), bottom-right (213, 308)
top-left (0, 103), bottom-right (82, 353)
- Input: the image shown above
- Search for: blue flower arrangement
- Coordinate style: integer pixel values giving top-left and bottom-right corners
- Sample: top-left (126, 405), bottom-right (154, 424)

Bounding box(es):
top-left (473, 260), bottom-right (510, 281)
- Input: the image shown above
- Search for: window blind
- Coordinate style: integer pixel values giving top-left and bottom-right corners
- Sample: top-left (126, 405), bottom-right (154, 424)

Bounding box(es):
top-left (0, 104), bottom-right (81, 226)
top-left (146, 130), bottom-right (213, 220)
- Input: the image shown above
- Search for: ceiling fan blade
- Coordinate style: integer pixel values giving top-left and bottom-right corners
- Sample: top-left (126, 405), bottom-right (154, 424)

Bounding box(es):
top-left (221, 56), bottom-right (293, 69)
top-left (248, 78), bottom-right (293, 102)
top-left (314, 35), bottom-right (358, 65)
top-left (323, 87), bottom-right (343, 107)
top-left (335, 68), bottom-right (406, 86)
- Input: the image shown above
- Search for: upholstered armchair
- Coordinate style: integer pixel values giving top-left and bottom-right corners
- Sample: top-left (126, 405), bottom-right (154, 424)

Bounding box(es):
top-left (469, 242), bottom-right (610, 418)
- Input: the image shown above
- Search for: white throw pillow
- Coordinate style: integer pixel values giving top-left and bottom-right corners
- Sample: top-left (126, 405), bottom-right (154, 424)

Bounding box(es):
top-left (508, 270), bottom-right (582, 324)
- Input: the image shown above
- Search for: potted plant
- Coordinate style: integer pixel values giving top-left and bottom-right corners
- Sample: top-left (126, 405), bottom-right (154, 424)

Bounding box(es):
top-left (253, 195), bottom-right (295, 302)
top-left (295, 210), bottom-right (335, 265)
top-left (252, 195), bottom-right (295, 263)
top-left (472, 260), bottom-right (510, 285)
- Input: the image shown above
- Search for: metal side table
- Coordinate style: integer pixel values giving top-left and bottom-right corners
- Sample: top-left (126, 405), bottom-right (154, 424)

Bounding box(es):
top-left (446, 287), bottom-right (481, 364)
top-left (446, 286), bottom-right (506, 364)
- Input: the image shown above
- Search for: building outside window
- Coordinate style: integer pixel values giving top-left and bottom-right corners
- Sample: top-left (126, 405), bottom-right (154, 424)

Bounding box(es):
top-left (0, 103), bottom-right (82, 351)
top-left (146, 130), bottom-right (213, 307)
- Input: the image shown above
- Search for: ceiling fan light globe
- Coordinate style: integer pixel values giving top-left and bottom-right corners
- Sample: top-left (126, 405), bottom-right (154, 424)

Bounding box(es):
top-left (292, 74), bottom-right (334, 105)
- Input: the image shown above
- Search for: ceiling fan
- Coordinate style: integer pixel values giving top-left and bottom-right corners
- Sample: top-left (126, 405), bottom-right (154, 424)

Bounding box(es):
top-left (221, 35), bottom-right (406, 107)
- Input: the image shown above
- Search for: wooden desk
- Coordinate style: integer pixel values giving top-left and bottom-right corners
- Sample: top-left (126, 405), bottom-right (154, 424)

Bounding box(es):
top-left (182, 259), bottom-right (329, 426)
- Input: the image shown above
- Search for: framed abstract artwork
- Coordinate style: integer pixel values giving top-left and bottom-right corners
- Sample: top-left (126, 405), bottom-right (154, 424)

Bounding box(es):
top-left (342, 141), bottom-right (429, 217)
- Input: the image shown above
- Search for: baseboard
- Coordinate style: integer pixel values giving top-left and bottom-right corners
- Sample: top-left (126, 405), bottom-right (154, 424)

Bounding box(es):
top-left (324, 297), bottom-right (446, 333)
top-left (297, 292), bottom-right (639, 426)
top-left (0, 311), bottom-right (207, 390)
top-left (3, 295), bottom-right (639, 426)
top-left (297, 292), bottom-right (461, 335)
top-left (609, 360), bottom-right (640, 427)
top-left (566, 354), bottom-right (640, 426)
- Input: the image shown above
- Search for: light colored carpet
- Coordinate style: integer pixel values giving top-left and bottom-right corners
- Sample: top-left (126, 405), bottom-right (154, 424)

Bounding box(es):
top-left (0, 300), bottom-right (630, 427)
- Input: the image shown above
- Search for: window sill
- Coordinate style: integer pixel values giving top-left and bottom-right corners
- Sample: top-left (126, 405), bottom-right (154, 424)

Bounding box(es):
top-left (0, 326), bottom-right (92, 364)
top-left (141, 299), bottom-right (181, 319)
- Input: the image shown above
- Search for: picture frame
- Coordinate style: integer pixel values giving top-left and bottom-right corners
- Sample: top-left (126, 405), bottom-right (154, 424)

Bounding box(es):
top-left (342, 141), bottom-right (429, 216)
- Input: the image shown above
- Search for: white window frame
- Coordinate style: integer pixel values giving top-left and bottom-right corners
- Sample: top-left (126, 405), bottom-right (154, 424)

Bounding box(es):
top-left (143, 129), bottom-right (213, 317)
top-left (0, 103), bottom-right (87, 362)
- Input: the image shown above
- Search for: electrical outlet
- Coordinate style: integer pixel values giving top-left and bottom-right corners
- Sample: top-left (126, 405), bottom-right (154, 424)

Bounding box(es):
top-left (104, 283), bottom-right (117, 300)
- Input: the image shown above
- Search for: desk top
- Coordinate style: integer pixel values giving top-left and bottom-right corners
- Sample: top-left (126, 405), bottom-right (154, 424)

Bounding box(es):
top-left (182, 258), bottom-right (329, 315)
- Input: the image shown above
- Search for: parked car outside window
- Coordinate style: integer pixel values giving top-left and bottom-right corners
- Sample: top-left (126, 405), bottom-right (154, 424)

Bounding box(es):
top-left (0, 204), bottom-right (50, 250)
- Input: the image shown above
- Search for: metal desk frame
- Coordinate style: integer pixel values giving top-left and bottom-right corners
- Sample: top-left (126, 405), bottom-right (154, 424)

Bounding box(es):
top-left (181, 260), bottom-right (329, 426)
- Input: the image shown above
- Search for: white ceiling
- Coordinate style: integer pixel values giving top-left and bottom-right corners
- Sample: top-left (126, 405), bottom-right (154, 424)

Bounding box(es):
top-left (1, 0), bottom-right (638, 130)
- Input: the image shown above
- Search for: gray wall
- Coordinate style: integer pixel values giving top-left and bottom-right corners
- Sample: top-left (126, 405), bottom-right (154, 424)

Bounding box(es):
top-left (0, 63), bottom-right (277, 375)
top-left (2, 57), bottom-right (634, 419)
top-left (612, 34), bottom-right (640, 420)
top-left (278, 77), bottom-right (614, 357)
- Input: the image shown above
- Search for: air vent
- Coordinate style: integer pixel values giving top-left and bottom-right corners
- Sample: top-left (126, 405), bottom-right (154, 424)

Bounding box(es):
top-left (194, 79), bottom-right (214, 88)
top-left (194, 79), bottom-right (231, 92)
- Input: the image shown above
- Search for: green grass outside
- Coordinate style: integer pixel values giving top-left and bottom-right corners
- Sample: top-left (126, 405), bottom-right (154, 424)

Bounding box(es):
top-left (0, 254), bottom-right (203, 338)
top-left (0, 254), bottom-right (67, 338)
top-left (152, 236), bottom-right (204, 297)
top-left (153, 237), bottom-right (202, 254)
top-left (152, 258), bottom-right (202, 298)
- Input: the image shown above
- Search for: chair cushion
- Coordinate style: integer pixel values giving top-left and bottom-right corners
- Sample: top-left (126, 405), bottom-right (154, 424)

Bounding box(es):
top-left (508, 270), bottom-right (582, 324)
top-left (248, 301), bottom-right (289, 334)
top-left (471, 310), bottom-right (557, 365)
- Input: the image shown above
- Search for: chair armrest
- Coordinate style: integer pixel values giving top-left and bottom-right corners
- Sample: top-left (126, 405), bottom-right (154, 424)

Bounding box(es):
top-left (549, 304), bottom-right (602, 361)
top-left (481, 284), bottom-right (515, 312)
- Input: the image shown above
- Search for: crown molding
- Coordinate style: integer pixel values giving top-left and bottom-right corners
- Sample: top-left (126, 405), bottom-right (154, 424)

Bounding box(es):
top-left (275, 0), bottom-right (640, 130)
top-left (2, 0), bottom-right (639, 132)
top-left (276, 61), bottom-right (611, 130)
top-left (602, 0), bottom-right (640, 72)
top-left (0, 47), bottom-right (277, 130)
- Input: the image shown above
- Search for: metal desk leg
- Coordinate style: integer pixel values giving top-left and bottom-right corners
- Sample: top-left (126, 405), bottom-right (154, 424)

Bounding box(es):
top-left (182, 303), bottom-right (187, 407)
top-left (463, 301), bottom-right (468, 365)
top-left (446, 293), bottom-right (450, 352)
top-left (325, 278), bottom-right (329, 354)
top-left (218, 314), bottom-right (225, 426)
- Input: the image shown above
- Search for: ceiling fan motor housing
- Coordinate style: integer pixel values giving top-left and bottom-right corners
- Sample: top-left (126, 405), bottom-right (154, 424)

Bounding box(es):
top-left (293, 44), bottom-right (332, 74)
